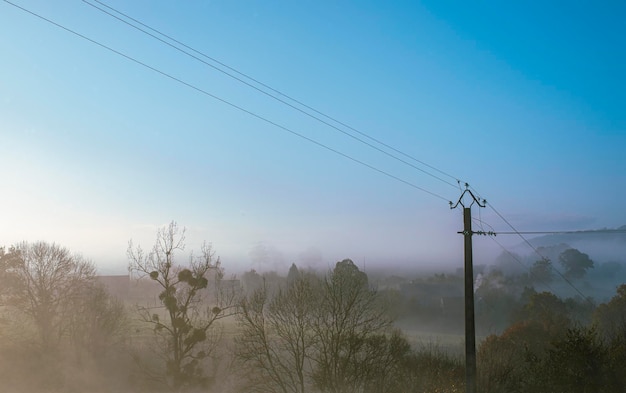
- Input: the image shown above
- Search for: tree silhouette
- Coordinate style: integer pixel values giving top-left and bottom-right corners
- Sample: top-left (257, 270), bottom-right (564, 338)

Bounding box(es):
top-left (128, 222), bottom-right (236, 390)
top-left (0, 242), bottom-right (96, 351)
top-left (594, 284), bottom-right (626, 340)
top-left (311, 259), bottom-right (391, 393)
top-left (236, 259), bottom-right (397, 393)
top-left (287, 263), bottom-right (300, 286)
top-left (236, 273), bottom-right (318, 393)
top-left (558, 248), bottom-right (594, 279)
top-left (479, 291), bottom-right (572, 393)
top-left (67, 281), bottom-right (127, 359)
top-left (529, 258), bottom-right (553, 283)
top-left (523, 327), bottom-right (611, 393)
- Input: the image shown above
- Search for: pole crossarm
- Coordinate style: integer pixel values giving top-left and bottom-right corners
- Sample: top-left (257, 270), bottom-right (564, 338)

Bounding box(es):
top-left (449, 183), bottom-right (486, 210)
top-left (457, 230), bottom-right (496, 236)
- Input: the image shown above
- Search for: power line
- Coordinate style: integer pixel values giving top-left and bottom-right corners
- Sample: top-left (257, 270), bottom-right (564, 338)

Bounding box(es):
top-left (2, 0), bottom-right (452, 203)
top-left (3, 1), bottom-right (610, 306)
top-left (487, 204), bottom-right (593, 303)
top-left (471, 215), bottom-right (596, 306)
top-left (474, 218), bottom-right (558, 294)
top-left (81, 0), bottom-right (462, 189)
top-left (468, 179), bottom-right (604, 304)
top-left (471, 216), bottom-right (626, 235)
top-left (485, 230), bottom-right (626, 235)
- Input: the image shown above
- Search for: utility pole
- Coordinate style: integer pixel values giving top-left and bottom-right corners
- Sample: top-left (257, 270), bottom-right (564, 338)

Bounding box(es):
top-left (450, 184), bottom-right (485, 393)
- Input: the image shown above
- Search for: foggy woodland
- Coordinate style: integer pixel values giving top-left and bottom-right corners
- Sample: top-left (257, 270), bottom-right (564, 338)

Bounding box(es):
top-left (1, 222), bottom-right (625, 392)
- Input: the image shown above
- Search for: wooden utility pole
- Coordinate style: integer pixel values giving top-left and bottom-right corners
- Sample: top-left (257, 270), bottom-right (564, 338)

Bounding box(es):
top-left (450, 185), bottom-right (485, 393)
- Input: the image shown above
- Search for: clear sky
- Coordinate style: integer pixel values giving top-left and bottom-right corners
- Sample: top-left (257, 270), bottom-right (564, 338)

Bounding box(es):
top-left (1, 0), bottom-right (625, 274)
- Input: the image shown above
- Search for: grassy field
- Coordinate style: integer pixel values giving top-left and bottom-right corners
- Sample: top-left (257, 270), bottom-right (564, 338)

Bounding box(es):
top-left (397, 321), bottom-right (488, 357)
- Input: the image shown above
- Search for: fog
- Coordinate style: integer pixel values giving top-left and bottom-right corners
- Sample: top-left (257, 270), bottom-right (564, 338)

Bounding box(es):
top-left (1, 224), bottom-right (624, 392)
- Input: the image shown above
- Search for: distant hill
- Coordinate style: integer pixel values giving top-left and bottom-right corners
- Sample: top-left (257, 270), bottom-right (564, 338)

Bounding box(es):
top-left (528, 226), bottom-right (626, 246)
top-left (493, 226), bottom-right (626, 302)
top-left (524, 225), bottom-right (626, 264)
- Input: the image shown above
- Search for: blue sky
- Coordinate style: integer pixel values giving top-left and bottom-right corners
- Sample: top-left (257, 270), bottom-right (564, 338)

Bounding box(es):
top-left (1, 1), bottom-right (624, 274)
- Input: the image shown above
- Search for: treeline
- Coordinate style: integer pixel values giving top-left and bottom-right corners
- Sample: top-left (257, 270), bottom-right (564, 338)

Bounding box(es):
top-left (0, 222), bottom-right (624, 392)
top-left (0, 224), bottom-right (464, 393)
top-left (0, 241), bottom-right (130, 392)
top-left (383, 244), bottom-right (623, 335)
top-left (478, 288), bottom-right (626, 392)
top-left (234, 260), bottom-right (464, 393)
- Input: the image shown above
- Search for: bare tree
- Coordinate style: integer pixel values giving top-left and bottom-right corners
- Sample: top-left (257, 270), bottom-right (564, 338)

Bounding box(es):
top-left (311, 259), bottom-right (393, 393)
top-left (236, 260), bottom-right (396, 393)
top-left (127, 221), bottom-right (236, 390)
top-left (0, 241), bottom-right (96, 351)
top-left (67, 281), bottom-right (128, 360)
top-left (236, 273), bottom-right (318, 393)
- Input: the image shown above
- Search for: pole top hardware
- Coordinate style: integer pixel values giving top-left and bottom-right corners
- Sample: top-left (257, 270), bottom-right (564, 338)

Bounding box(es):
top-left (457, 230), bottom-right (496, 236)
top-left (449, 183), bottom-right (486, 210)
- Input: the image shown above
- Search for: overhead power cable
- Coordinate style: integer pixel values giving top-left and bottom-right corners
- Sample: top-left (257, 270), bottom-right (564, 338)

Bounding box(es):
top-left (2, 1), bottom-right (606, 306)
top-left (471, 215), bottom-right (596, 305)
top-left (82, 0), bottom-right (462, 189)
top-left (484, 230), bottom-right (626, 235)
top-left (473, 216), bottom-right (558, 294)
top-left (2, 0), bottom-right (451, 203)
top-left (473, 214), bottom-right (626, 235)
top-left (467, 180), bottom-right (600, 304)
top-left (487, 205), bottom-right (593, 303)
